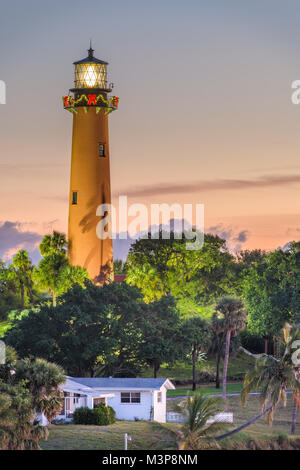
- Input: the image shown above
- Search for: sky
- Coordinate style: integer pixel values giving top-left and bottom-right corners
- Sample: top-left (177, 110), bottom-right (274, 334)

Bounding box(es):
top-left (1, 0), bottom-right (300, 261)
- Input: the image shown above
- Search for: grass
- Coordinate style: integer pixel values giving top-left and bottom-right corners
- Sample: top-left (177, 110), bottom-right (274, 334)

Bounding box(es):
top-left (40, 421), bottom-right (178, 451)
top-left (167, 392), bottom-right (300, 437)
top-left (41, 394), bottom-right (300, 450)
top-left (141, 352), bottom-right (255, 384)
top-left (167, 382), bottom-right (243, 397)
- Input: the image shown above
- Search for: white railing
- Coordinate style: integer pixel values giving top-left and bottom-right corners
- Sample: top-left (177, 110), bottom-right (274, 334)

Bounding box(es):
top-left (166, 412), bottom-right (233, 424)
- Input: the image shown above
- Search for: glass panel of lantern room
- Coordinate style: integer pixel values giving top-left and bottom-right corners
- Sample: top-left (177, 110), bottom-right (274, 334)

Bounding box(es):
top-left (75, 63), bottom-right (107, 88)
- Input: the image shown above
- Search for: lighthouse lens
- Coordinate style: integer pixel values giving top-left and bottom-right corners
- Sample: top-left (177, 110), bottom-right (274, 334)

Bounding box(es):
top-left (84, 65), bottom-right (97, 87)
top-left (75, 63), bottom-right (107, 89)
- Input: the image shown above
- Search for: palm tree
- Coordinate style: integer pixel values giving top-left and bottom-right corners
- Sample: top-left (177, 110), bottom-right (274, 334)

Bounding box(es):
top-left (211, 313), bottom-right (226, 389)
top-left (11, 250), bottom-right (33, 309)
top-left (241, 323), bottom-right (300, 434)
top-left (34, 232), bottom-right (88, 306)
top-left (182, 317), bottom-right (211, 390)
top-left (176, 392), bottom-right (228, 449)
top-left (0, 381), bottom-right (48, 450)
top-left (39, 231), bottom-right (67, 256)
top-left (215, 297), bottom-right (247, 399)
top-left (15, 358), bottom-right (65, 421)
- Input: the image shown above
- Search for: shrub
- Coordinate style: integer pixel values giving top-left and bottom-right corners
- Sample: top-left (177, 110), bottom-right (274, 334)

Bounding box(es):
top-left (73, 404), bottom-right (116, 426)
top-left (73, 407), bottom-right (94, 425)
top-left (93, 403), bottom-right (116, 425)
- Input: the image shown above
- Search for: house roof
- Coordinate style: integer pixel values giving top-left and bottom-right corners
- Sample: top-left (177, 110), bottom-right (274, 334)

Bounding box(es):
top-left (64, 377), bottom-right (175, 391)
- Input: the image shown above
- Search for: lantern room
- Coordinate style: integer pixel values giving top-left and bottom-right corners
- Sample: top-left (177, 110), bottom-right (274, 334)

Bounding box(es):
top-left (73, 45), bottom-right (110, 91)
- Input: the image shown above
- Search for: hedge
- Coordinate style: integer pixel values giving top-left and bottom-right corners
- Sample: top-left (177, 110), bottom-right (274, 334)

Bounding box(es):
top-left (73, 404), bottom-right (116, 426)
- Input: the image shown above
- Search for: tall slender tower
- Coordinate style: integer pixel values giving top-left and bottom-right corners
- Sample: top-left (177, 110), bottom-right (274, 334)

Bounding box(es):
top-left (63, 45), bottom-right (118, 285)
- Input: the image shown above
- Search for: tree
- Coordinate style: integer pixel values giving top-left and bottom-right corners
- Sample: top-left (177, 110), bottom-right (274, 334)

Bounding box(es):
top-left (138, 296), bottom-right (182, 378)
top-left (5, 281), bottom-right (147, 377)
top-left (0, 350), bottom-right (65, 449)
top-left (33, 231), bottom-right (88, 306)
top-left (0, 261), bottom-right (21, 320)
top-left (243, 245), bottom-right (300, 351)
top-left (10, 250), bottom-right (34, 309)
top-left (210, 314), bottom-right (226, 389)
top-left (113, 259), bottom-right (127, 274)
top-left (241, 323), bottom-right (300, 434)
top-left (0, 381), bottom-right (48, 450)
top-left (214, 297), bottom-right (247, 399)
top-left (14, 358), bottom-right (65, 421)
top-left (126, 232), bottom-right (237, 307)
top-left (39, 231), bottom-right (67, 256)
top-left (177, 392), bottom-right (227, 449)
top-left (182, 317), bottom-right (211, 390)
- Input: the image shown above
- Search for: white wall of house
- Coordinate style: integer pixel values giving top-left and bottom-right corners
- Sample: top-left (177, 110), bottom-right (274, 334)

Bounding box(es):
top-left (153, 388), bottom-right (167, 423)
top-left (105, 390), bottom-right (153, 421)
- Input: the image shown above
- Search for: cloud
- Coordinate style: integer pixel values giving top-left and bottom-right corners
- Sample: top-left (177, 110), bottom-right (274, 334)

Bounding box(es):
top-left (0, 221), bottom-right (42, 262)
top-left (234, 230), bottom-right (249, 243)
top-left (113, 174), bottom-right (300, 198)
top-left (208, 224), bottom-right (250, 253)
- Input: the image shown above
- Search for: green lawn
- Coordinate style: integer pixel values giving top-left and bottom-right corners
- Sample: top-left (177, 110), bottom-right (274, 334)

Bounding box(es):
top-left (167, 382), bottom-right (243, 397)
top-left (40, 421), bottom-right (177, 451)
top-left (41, 394), bottom-right (300, 450)
top-left (141, 352), bottom-right (255, 384)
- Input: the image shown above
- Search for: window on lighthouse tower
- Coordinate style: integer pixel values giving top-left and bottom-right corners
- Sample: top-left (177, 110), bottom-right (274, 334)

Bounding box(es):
top-left (72, 191), bottom-right (78, 205)
top-left (99, 143), bottom-right (105, 157)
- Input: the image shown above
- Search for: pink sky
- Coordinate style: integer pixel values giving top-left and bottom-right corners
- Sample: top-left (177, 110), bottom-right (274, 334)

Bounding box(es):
top-left (1, 1), bottom-right (300, 260)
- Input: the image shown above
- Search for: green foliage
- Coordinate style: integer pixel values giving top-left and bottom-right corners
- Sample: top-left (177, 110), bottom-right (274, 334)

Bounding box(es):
top-left (73, 404), bottom-right (116, 426)
top-left (113, 259), bottom-right (128, 274)
top-left (39, 231), bottom-right (67, 256)
top-left (241, 323), bottom-right (300, 426)
top-left (4, 281), bottom-right (188, 378)
top-left (126, 232), bottom-right (237, 307)
top-left (177, 392), bottom-right (227, 449)
top-left (0, 380), bottom-right (48, 450)
top-left (0, 349), bottom-right (65, 449)
top-left (215, 297), bottom-right (248, 333)
top-left (239, 330), bottom-right (265, 354)
top-left (33, 231), bottom-right (88, 306)
top-left (0, 260), bottom-right (21, 321)
top-left (243, 245), bottom-right (300, 337)
top-left (139, 296), bottom-right (182, 377)
top-left (14, 357), bottom-right (65, 421)
top-left (5, 281), bottom-right (147, 377)
top-left (11, 250), bottom-right (34, 309)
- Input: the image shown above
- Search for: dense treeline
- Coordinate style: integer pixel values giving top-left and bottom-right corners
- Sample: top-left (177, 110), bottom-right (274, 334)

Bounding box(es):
top-left (2, 231), bottom-right (300, 386)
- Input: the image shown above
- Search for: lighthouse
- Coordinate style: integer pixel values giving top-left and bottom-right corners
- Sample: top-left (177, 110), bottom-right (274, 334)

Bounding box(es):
top-left (63, 45), bottom-right (118, 285)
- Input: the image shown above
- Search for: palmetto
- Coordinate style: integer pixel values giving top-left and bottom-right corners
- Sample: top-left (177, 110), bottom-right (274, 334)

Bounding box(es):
top-left (177, 392), bottom-right (228, 449)
top-left (214, 297), bottom-right (247, 399)
top-left (241, 323), bottom-right (300, 432)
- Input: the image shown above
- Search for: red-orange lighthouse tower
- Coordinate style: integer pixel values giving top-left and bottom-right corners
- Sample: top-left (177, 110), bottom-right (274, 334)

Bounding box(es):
top-left (63, 45), bottom-right (118, 284)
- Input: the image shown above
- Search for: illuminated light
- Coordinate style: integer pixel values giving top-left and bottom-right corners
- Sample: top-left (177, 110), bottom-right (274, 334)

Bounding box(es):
top-left (84, 65), bottom-right (97, 87)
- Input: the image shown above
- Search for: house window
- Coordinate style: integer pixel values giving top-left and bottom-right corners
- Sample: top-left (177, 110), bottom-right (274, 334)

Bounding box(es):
top-left (72, 191), bottom-right (78, 205)
top-left (99, 143), bottom-right (105, 157)
top-left (157, 392), bottom-right (162, 403)
top-left (121, 392), bottom-right (141, 404)
top-left (73, 393), bottom-right (81, 404)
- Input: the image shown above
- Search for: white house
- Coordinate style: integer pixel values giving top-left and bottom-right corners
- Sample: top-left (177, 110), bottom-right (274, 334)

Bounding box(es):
top-left (53, 376), bottom-right (175, 424)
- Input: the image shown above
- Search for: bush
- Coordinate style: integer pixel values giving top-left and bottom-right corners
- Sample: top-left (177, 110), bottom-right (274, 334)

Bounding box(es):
top-left (73, 404), bottom-right (116, 426)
